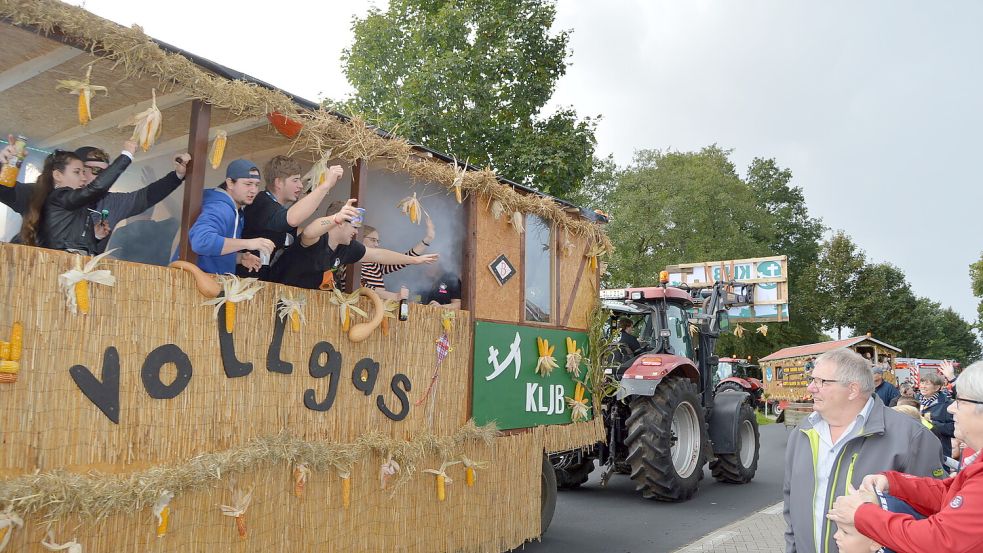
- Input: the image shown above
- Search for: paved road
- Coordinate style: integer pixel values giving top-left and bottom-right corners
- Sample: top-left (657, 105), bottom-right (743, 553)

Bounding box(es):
top-left (520, 421), bottom-right (788, 553)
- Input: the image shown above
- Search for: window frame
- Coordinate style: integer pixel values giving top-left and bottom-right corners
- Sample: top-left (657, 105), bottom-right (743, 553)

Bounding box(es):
top-left (521, 212), bottom-right (556, 325)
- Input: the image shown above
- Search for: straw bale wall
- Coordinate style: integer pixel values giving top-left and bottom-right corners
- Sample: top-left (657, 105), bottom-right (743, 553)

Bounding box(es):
top-left (0, 243), bottom-right (581, 552)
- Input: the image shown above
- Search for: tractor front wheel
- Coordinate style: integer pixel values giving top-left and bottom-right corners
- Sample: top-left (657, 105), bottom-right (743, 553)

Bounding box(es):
top-left (710, 400), bottom-right (760, 484)
top-left (625, 378), bottom-right (707, 502)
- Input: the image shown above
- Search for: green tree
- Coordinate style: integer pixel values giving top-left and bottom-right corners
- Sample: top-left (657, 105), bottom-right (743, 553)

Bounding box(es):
top-left (906, 298), bottom-right (982, 363)
top-left (815, 231), bottom-right (866, 339)
top-left (604, 147), bottom-right (775, 288)
top-left (969, 251), bottom-right (983, 329)
top-left (341, 0), bottom-right (598, 199)
top-left (847, 263), bottom-right (920, 347)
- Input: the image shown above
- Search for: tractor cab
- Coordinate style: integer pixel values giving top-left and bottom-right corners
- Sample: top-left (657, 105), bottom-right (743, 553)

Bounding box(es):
top-left (601, 286), bottom-right (697, 378)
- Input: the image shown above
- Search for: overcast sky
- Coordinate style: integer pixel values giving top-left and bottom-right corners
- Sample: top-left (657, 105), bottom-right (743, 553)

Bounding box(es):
top-left (72, 0), bottom-right (983, 323)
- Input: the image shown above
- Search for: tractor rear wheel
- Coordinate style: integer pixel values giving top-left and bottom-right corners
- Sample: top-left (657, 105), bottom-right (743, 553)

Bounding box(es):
top-left (715, 382), bottom-right (746, 395)
top-left (625, 378), bottom-right (707, 502)
top-left (541, 455), bottom-right (557, 534)
top-left (710, 401), bottom-right (760, 484)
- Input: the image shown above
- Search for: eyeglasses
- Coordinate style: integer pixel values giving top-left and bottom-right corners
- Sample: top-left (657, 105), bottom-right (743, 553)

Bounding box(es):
top-left (84, 166), bottom-right (104, 176)
top-left (805, 373), bottom-right (841, 388)
top-left (952, 390), bottom-right (983, 407)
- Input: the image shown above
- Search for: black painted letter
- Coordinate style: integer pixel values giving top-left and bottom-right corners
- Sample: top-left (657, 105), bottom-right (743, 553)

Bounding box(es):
top-left (376, 373), bottom-right (412, 421)
top-left (141, 344), bottom-right (193, 399)
top-left (218, 301), bottom-right (252, 378)
top-left (266, 303), bottom-right (293, 375)
top-left (70, 346), bottom-right (121, 424)
top-left (352, 358), bottom-right (379, 396)
top-left (303, 341), bottom-right (341, 412)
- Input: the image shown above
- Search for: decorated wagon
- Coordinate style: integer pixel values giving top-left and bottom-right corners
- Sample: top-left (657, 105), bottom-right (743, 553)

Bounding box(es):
top-left (0, 2), bottom-right (610, 551)
top-left (759, 335), bottom-right (900, 417)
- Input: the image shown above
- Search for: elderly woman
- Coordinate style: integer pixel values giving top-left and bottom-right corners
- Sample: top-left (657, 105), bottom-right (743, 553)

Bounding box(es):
top-left (919, 372), bottom-right (956, 459)
top-left (827, 360), bottom-right (983, 552)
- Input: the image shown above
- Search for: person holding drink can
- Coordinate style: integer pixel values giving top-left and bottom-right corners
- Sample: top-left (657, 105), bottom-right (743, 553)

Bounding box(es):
top-left (236, 155), bottom-right (344, 280)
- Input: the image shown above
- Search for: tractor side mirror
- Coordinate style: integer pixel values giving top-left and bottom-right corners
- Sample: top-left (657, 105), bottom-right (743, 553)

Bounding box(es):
top-left (717, 311), bottom-right (731, 331)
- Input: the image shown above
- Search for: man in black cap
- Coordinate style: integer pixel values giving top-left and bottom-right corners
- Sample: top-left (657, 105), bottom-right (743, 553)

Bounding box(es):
top-left (0, 140), bottom-right (189, 254)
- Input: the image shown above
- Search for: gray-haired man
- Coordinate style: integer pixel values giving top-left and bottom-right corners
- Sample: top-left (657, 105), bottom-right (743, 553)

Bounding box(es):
top-left (783, 348), bottom-right (944, 553)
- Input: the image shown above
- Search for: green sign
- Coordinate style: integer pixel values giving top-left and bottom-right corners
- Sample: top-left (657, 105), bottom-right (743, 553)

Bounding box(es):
top-left (472, 321), bottom-right (591, 430)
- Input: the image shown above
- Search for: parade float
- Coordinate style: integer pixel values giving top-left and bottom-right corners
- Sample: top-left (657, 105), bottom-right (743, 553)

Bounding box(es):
top-left (0, 1), bottom-right (610, 551)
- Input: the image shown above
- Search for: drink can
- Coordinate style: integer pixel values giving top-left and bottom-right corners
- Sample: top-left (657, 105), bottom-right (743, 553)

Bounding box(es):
top-left (352, 207), bottom-right (366, 226)
top-left (260, 251), bottom-right (271, 266)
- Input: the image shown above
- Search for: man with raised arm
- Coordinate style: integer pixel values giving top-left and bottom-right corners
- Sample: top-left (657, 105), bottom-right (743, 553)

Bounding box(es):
top-left (270, 199), bottom-right (439, 290)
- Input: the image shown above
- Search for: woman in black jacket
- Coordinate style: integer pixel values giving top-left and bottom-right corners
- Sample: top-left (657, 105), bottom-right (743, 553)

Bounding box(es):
top-left (20, 140), bottom-right (134, 254)
top-left (918, 372), bottom-right (956, 459)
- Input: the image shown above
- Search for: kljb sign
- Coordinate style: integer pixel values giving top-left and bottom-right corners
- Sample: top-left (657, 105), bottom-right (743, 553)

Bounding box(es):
top-left (472, 321), bottom-right (589, 430)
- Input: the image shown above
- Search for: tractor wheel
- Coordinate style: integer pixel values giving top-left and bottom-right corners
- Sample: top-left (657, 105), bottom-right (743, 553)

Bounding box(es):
top-left (625, 377), bottom-right (707, 502)
top-left (715, 382), bottom-right (746, 395)
top-left (771, 401), bottom-right (784, 416)
top-left (541, 455), bottom-right (557, 534)
top-left (553, 453), bottom-right (595, 490)
top-left (710, 401), bottom-right (760, 484)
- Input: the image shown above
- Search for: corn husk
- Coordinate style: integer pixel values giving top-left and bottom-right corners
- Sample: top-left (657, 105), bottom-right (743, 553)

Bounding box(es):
top-left (202, 275), bottom-right (264, 320)
top-left (40, 533), bottom-right (82, 553)
top-left (329, 289), bottom-right (368, 331)
top-left (293, 464), bottom-right (310, 498)
top-left (58, 249), bottom-right (117, 315)
top-left (302, 149), bottom-right (333, 192)
top-left (733, 323), bottom-right (746, 338)
top-left (510, 211), bottom-right (524, 234)
top-left (120, 89), bottom-right (162, 151)
top-left (398, 193), bottom-right (423, 224)
top-left (451, 156), bottom-right (468, 204)
top-left (566, 383), bottom-right (591, 422)
top-left (0, 508), bottom-right (23, 552)
top-left (152, 490), bottom-right (173, 537)
top-left (756, 324), bottom-right (769, 337)
top-left (277, 293), bottom-right (307, 331)
top-left (459, 457), bottom-right (489, 487)
top-left (55, 66), bottom-right (108, 125)
top-left (379, 456), bottom-right (400, 491)
top-left (490, 200), bottom-right (505, 221)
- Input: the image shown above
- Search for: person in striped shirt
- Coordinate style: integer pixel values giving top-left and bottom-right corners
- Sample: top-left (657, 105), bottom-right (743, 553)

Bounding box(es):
top-left (360, 214), bottom-right (435, 299)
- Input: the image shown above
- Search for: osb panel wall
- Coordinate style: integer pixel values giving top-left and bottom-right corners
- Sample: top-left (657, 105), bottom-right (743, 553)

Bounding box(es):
top-left (473, 195), bottom-right (521, 324)
top-left (0, 433), bottom-right (542, 553)
top-left (557, 235), bottom-right (598, 331)
top-left (0, 244), bottom-right (474, 473)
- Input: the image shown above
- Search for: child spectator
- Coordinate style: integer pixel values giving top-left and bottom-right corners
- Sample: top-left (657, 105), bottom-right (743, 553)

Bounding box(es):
top-left (188, 159), bottom-right (273, 274)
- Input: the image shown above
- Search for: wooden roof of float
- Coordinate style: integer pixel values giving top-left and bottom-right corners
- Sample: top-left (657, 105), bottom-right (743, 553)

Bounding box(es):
top-left (760, 336), bottom-right (901, 362)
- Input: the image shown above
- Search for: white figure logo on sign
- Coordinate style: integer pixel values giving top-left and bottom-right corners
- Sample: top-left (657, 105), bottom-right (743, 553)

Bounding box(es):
top-left (486, 332), bottom-right (522, 381)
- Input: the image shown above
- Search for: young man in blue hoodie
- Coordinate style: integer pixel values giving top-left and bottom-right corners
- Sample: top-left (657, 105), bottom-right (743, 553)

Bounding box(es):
top-left (188, 159), bottom-right (274, 274)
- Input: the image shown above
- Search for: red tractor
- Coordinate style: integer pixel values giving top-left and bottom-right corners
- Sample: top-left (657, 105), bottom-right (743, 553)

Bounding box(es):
top-left (714, 357), bottom-right (765, 409)
top-left (551, 278), bottom-right (761, 501)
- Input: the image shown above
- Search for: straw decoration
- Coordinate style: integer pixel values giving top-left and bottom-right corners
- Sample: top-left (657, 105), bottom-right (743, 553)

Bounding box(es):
top-left (565, 337), bottom-right (583, 378)
top-left (757, 324), bottom-right (769, 336)
top-left (565, 382), bottom-right (591, 423)
top-left (398, 193), bottom-right (423, 224)
top-left (57, 249), bottom-right (117, 315)
top-left (119, 88), bottom-right (162, 151)
top-left (202, 275), bottom-right (264, 333)
top-left (40, 532), bottom-right (82, 553)
top-left (152, 490), bottom-right (173, 537)
top-left (733, 323), bottom-right (746, 338)
top-left (292, 464), bottom-right (309, 498)
top-left (329, 289), bottom-right (367, 333)
top-left (302, 149), bottom-right (334, 192)
top-left (219, 485), bottom-right (253, 539)
top-left (379, 456), bottom-right (400, 491)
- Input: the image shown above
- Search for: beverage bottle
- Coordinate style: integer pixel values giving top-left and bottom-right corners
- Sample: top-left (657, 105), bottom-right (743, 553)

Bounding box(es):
top-left (398, 286), bottom-right (409, 321)
top-left (0, 136), bottom-right (27, 188)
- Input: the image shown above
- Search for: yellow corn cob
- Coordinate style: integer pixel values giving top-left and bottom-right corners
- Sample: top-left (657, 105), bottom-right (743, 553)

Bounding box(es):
top-left (342, 477), bottom-right (351, 509)
top-left (78, 90), bottom-right (91, 125)
top-left (465, 467), bottom-right (475, 487)
top-left (156, 505), bottom-right (169, 537)
top-left (9, 322), bottom-right (21, 361)
top-left (435, 474), bottom-right (446, 501)
top-left (0, 360), bottom-right (18, 374)
top-left (293, 465), bottom-right (308, 498)
top-left (290, 311), bottom-right (300, 332)
top-left (410, 202), bottom-right (418, 224)
top-left (574, 382), bottom-right (585, 403)
top-left (588, 256), bottom-right (598, 271)
top-left (381, 317), bottom-right (390, 336)
top-left (210, 130), bottom-right (227, 170)
top-left (454, 185), bottom-right (462, 204)
top-left (0, 527), bottom-right (7, 543)
top-left (0, 341), bottom-right (8, 361)
top-left (342, 309), bottom-right (351, 332)
top-left (235, 514), bottom-right (246, 539)
top-left (225, 301), bottom-right (236, 333)
top-left (75, 280), bottom-right (90, 314)
top-left (442, 317), bottom-right (452, 334)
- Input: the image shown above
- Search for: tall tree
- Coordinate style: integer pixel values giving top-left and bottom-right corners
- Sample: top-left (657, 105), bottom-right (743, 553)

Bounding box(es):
top-left (847, 263), bottom-right (920, 347)
top-left (815, 231), bottom-right (866, 339)
top-left (969, 251), bottom-right (983, 329)
top-left (604, 147), bottom-right (775, 288)
top-left (341, 0), bottom-right (598, 199)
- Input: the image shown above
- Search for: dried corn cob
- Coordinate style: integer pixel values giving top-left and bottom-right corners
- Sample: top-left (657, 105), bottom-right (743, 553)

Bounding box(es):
top-left (293, 464), bottom-right (310, 498)
top-left (0, 342), bottom-right (8, 361)
top-left (511, 211), bottom-right (524, 234)
top-left (56, 66), bottom-right (108, 125)
top-left (290, 311), bottom-right (300, 332)
top-left (460, 457), bottom-right (488, 488)
top-left (398, 193), bottom-right (422, 224)
top-left (0, 361), bottom-right (18, 374)
top-left (225, 302), bottom-right (236, 333)
top-left (9, 322), bottom-right (21, 362)
top-left (340, 472), bottom-right (351, 509)
top-left (209, 130), bottom-right (227, 169)
top-left (535, 337), bottom-right (559, 377)
top-left (120, 89), bottom-right (163, 152)
top-left (302, 149), bottom-right (334, 192)
top-left (153, 491), bottom-right (173, 538)
top-left (75, 280), bottom-right (90, 314)
top-left (423, 461), bottom-right (460, 502)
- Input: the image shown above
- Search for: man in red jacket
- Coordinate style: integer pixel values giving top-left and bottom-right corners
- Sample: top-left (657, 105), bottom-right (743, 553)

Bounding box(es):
top-left (828, 360), bottom-right (983, 553)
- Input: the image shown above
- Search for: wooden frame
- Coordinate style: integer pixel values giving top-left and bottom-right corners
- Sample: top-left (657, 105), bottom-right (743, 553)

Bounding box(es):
top-left (520, 212), bottom-right (557, 327)
top-left (177, 100), bottom-right (210, 262)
